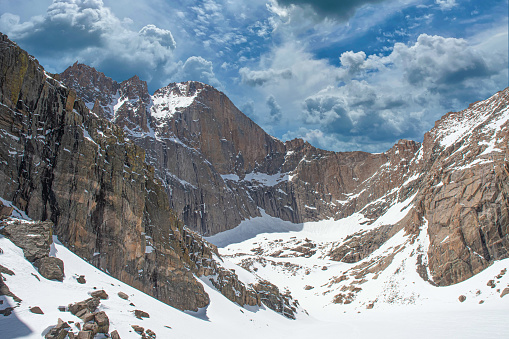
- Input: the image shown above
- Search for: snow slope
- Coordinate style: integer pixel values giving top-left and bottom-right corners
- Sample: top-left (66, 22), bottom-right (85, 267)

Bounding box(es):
top-left (2, 217), bottom-right (509, 338)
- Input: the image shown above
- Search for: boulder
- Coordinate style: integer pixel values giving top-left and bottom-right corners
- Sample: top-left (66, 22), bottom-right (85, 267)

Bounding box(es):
top-left (29, 306), bottom-right (44, 314)
top-left (76, 331), bottom-right (93, 339)
top-left (77, 275), bottom-right (86, 284)
top-left (110, 330), bottom-right (121, 339)
top-left (500, 288), bottom-right (509, 298)
top-left (0, 220), bottom-right (52, 262)
top-left (34, 257), bottom-right (64, 281)
top-left (146, 329), bottom-right (156, 338)
top-left (90, 289), bottom-right (108, 300)
top-left (45, 318), bottom-right (70, 339)
top-left (94, 311), bottom-right (110, 333)
top-left (131, 325), bottom-right (144, 334)
top-left (117, 291), bottom-right (129, 300)
top-left (458, 295), bottom-right (466, 302)
top-left (68, 298), bottom-right (100, 315)
top-left (82, 323), bottom-right (98, 335)
top-left (134, 309), bottom-right (150, 319)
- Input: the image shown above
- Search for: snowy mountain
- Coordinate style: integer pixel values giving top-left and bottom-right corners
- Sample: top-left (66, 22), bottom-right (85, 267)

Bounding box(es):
top-left (1, 32), bottom-right (509, 338)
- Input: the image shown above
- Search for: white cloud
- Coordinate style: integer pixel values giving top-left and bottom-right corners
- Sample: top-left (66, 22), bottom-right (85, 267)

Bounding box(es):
top-left (175, 56), bottom-right (221, 87)
top-left (435, 0), bottom-right (457, 10)
top-left (238, 32), bottom-right (508, 152)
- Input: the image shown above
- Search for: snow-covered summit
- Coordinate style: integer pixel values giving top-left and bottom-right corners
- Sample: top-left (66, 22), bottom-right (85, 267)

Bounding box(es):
top-left (150, 81), bottom-right (205, 121)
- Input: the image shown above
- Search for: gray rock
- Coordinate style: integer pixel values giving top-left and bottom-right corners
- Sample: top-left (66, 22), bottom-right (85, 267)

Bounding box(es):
top-left (0, 220), bottom-right (52, 262)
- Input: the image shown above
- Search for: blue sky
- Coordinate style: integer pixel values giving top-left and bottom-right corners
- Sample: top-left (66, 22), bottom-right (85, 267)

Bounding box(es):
top-left (1, 0), bottom-right (507, 152)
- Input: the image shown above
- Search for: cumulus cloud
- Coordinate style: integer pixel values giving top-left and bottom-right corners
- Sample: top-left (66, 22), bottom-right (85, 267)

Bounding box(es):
top-left (139, 24), bottom-right (176, 50)
top-left (242, 33), bottom-right (507, 152)
top-left (274, 0), bottom-right (390, 21)
top-left (0, 0), bottom-right (181, 91)
top-left (239, 67), bottom-right (293, 86)
top-left (174, 56), bottom-right (221, 87)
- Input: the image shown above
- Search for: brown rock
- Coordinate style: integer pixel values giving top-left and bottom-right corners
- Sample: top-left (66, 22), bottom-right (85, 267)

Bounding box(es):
top-left (29, 306), bottom-right (44, 314)
top-left (117, 291), bottom-right (129, 300)
top-left (458, 295), bottom-right (466, 302)
top-left (134, 309), bottom-right (150, 319)
top-left (77, 275), bottom-right (86, 284)
top-left (90, 289), bottom-right (108, 300)
top-left (44, 318), bottom-right (70, 339)
top-left (500, 288), bottom-right (509, 298)
top-left (94, 311), bottom-right (110, 333)
top-left (110, 330), bottom-right (121, 339)
top-left (304, 285), bottom-right (314, 290)
top-left (131, 325), bottom-right (144, 334)
top-left (146, 329), bottom-right (156, 338)
top-left (34, 257), bottom-right (64, 281)
top-left (76, 331), bottom-right (93, 339)
top-left (0, 220), bottom-right (52, 262)
top-left (82, 322), bottom-right (98, 334)
top-left (68, 297), bottom-right (101, 315)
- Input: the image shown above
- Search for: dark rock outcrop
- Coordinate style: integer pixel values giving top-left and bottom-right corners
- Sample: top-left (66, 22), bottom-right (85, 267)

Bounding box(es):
top-left (34, 257), bottom-right (64, 281)
top-left (253, 280), bottom-right (299, 319)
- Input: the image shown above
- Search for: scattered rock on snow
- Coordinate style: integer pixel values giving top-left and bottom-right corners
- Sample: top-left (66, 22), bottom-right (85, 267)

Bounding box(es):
top-left (44, 318), bottom-right (71, 339)
top-left (90, 289), bottom-right (108, 300)
top-left (132, 325), bottom-right (144, 333)
top-left (94, 311), bottom-right (110, 333)
top-left (77, 275), bottom-right (86, 284)
top-left (458, 295), bottom-right (466, 302)
top-left (34, 257), bottom-right (65, 281)
top-left (118, 291), bottom-right (129, 300)
top-left (76, 330), bottom-right (93, 339)
top-left (68, 297), bottom-right (101, 315)
top-left (29, 306), bottom-right (44, 314)
top-left (500, 288), bottom-right (509, 298)
top-left (134, 309), bottom-right (150, 319)
top-left (146, 328), bottom-right (156, 338)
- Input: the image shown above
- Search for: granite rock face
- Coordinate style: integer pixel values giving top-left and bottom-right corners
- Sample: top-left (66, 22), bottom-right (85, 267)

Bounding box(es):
top-left (2, 30), bottom-right (508, 309)
top-left (58, 60), bottom-right (509, 287)
top-left (0, 34), bottom-right (302, 314)
top-left (0, 34), bottom-right (212, 311)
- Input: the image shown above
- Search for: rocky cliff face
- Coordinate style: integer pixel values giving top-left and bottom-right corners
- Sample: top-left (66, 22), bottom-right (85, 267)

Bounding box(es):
top-left (0, 34), bottom-right (282, 314)
top-left (59, 65), bottom-right (396, 236)
top-left (57, 61), bottom-right (509, 287)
